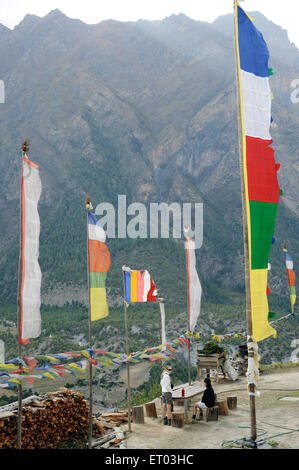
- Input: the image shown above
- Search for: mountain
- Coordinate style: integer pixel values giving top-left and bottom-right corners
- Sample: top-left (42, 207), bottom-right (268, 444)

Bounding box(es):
top-left (213, 11), bottom-right (299, 58)
top-left (0, 24), bottom-right (9, 36)
top-left (0, 10), bottom-right (298, 313)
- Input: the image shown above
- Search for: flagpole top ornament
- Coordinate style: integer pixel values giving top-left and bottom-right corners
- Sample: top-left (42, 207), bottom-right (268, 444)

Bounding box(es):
top-left (22, 139), bottom-right (30, 155)
top-left (184, 225), bottom-right (191, 239)
top-left (122, 265), bottom-right (131, 272)
top-left (85, 196), bottom-right (93, 211)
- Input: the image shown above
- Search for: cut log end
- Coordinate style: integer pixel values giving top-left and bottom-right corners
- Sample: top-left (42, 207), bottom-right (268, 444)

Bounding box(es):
top-left (215, 400), bottom-right (229, 416)
top-left (227, 397), bottom-right (237, 410)
top-left (171, 412), bottom-right (184, 428)
top-left (132, 406), bottom-right (144, 424)
top-left (205, 406), bottom-right (218, 422)
top-left (145, 402), bottom-right (157, 418)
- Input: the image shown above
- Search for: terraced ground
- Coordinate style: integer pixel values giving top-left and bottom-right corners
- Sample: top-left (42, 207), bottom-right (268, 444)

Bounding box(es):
top-left (121, 366), bottom-right (299, 449)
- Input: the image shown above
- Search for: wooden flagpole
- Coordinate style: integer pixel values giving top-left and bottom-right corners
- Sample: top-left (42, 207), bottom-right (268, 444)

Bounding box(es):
top-left (187, 321), bottom-right (191, 385)
top-left (85, 197), bottom-right (93, 449)
top-left (16, 141), bottom-right (29, 449)
top-left (233, 0), bottom-right (257, 442)
top-left (184, 231), bottom-right (192, 386)
top-left (122, 266), bottom-right (132, 432)
top-left (158, 298), bottom-right (166, 368)
top-left (282, 243), bottom-right (297, 341)
top-left (17, 292), bottom-right (23, 450)
top-left (158, 298), bottom-right (165, 346)
top-left (158, 302), bottom-right (162, 345)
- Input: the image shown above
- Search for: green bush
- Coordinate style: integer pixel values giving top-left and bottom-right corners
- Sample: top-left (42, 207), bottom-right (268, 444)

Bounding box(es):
top-left (199, 341), bottom-right (225, 355)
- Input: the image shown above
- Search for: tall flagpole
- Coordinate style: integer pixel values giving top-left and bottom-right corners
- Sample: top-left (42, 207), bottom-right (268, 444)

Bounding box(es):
top-left (122, 266), bottom-right (132, 432)
top-left (184, 231), bottom-right (192, 386)
top-left (187, 324), bottom-right (191, 385)
top-left (158, 303), bottom-right (162, 345)
top-left (86, 197), bottom-right (93, 449)
top-left (16, 140), bottom-right (30, 449)
top-left (282, 243), bottom-right (297, 341)
top-left (158, 298), bottom-right (166, 368)
top-left (234, 0), bottom-right (257, 442)
top-left (158, 298), bottom-right (165, 346)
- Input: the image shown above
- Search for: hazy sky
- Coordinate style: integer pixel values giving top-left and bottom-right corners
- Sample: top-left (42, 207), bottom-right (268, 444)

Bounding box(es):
top-left (1, 0), bottom-right (299, 47)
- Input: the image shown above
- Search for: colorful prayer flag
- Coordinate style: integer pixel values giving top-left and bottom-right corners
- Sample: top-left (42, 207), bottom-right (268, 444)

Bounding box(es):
top-left (283, 247), bottom-right (296, 313)
top-left (185, 235), bottom-right (202, 332)
top-left (235, 2), bottom-right (278, 341)
top-left (123, 266), bottom-right (157, 302)
top-left (88, 212), bottom-right (111, 321)
top-left (19, 155), bottom-right (42, 344)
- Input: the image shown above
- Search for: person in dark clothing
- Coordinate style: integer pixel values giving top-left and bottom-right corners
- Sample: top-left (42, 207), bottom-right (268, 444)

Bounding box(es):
top-left (191, 378), bottom-right (215, 422)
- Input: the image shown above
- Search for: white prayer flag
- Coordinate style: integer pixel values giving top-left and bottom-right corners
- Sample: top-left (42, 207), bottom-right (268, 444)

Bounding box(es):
top-left (19, 155), bottom-right (42, 343)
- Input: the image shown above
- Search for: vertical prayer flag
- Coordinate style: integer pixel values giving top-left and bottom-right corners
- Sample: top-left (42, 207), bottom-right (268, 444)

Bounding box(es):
top-left (88, 212), bottom-right (111, 321)
top-left (123, 267), bottom-right (157, 302)
top-left (235, 2), bottom-right (279, 341)
top-left (19, 155), bottom-right (42, 344)
top-left (185, 235), bottom-right (202, 333)
top-left (283, 247), bottom-right (296, 313)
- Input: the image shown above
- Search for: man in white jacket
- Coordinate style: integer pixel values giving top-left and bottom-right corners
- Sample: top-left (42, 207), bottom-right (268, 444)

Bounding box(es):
top-left (160, 365), bottom-right (173, 425)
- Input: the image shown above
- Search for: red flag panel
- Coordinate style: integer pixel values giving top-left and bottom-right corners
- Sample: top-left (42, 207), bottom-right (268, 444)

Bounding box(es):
top-left (246, 136), bottom-right (280, 204)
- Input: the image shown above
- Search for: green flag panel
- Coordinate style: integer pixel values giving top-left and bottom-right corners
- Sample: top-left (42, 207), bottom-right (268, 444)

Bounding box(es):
top-left (249, 200), bottom-right (278, 269)
top-left (89, 272), bottom-right (107, 288)
top-left (289, 286), bottom-right (296, 295)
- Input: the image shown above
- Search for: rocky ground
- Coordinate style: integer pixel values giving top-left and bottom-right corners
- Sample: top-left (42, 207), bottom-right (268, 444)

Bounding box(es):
top-left (120, 367), bottom-right (299, 449)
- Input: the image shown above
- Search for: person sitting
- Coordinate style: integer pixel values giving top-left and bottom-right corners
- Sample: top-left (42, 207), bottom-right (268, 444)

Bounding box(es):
top-left (191, 377), bottom-right (215, 422)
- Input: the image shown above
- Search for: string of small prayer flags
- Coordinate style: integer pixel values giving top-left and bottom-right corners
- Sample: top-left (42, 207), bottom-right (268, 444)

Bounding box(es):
top-left (0, 313), bottom-right (293, 387)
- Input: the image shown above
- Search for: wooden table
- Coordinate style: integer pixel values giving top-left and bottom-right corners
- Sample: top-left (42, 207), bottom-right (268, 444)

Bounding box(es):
top-left (197, 353), bottom-right (226, 382)
top-left (171, 382), bottom-right (205, 424)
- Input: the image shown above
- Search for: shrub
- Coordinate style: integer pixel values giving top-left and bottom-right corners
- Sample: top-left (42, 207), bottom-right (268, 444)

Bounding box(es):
top-left (199, 341), bottom-right (225, 355)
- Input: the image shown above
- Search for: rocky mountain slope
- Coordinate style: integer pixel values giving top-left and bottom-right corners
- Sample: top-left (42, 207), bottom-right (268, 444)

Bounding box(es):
top-left (0, 10), bottom-right (298, 309)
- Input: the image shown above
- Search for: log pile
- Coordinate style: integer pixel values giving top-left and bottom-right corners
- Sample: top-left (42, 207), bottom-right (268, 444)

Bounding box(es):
top-left (92, 411), bottom-right (129, 449)
top-left (0, 389), bottom-right (131, 449)
top-left (92, 429), bottom-right (128, 449)
top-left (92, 411), bottom-right (129, 437)
top-left (0, 389), bottom-right (89, 449)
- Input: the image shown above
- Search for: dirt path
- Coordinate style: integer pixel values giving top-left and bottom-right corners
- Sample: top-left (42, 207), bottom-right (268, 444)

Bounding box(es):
top-left (121, 368), bottom-right (299, 449)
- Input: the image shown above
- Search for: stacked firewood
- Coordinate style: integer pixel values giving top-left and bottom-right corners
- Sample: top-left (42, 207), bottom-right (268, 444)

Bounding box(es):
top-left (92, 410), bottom-right (129, 448)
top-left (0, 388), bottom-right (89, 449)
top-left (0, 389), bottom-right (132, 449)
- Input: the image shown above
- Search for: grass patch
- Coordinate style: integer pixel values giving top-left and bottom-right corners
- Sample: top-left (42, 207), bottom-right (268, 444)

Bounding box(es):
top-left (56, 438), bottom-right (87, 449)
top-left (277, 390), bottom-right (299, 399)
top-left (260, 362), bottom-right (299, 372)
top-left (268, 439), bottom-right (279, 448)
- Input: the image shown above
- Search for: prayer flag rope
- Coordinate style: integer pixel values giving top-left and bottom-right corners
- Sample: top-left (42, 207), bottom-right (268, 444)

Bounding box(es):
top-left (0, 313), bottom-right (294, 387)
